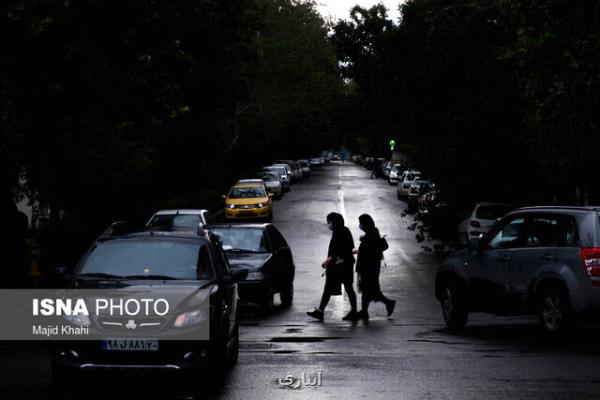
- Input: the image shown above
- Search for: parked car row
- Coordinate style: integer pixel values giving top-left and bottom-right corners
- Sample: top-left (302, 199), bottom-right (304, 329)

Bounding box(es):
top-left (356, 157), bottom-right (600, 334)
top-left (50, 154), bottom-right (334, 392)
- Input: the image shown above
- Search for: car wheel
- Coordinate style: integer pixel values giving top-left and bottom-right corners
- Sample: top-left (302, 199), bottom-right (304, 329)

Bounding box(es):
top-left (280, 281), bottom-right (294, 307)
top-left (539, 286), bottom-right (572, 333)
top-left (440, 279), bottom-right (468, 330)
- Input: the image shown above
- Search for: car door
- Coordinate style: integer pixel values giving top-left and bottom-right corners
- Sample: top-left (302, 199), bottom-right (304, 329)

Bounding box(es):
top-left (466, 215), bottom-right (526, 312)
top-left (210, 237), bottom-right (237, 335)
top-left (506, 214), bottom-right (571, 310)
top-left (266, 226), bottom-right (294, 290)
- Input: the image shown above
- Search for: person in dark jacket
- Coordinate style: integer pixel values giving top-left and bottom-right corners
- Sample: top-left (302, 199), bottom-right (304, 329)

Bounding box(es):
top-left (307, 212), bottom-right (358, 321)
top-left (355, 214), bottom-right (395, 320)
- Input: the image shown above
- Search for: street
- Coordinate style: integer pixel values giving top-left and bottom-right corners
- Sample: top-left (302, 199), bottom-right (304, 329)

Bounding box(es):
top-left (3, 162), bottom-right (600, 400)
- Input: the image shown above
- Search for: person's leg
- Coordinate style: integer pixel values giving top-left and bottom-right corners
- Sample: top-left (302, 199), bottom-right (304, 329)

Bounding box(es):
top-left (318, 292), bottom-right (331, 312)
top-left (344, 281), bottom-right (357, 312)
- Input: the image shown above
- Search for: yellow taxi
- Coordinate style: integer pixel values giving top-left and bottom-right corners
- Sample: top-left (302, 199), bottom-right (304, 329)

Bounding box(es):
top-left (223, 183), bottom-right (273, 221)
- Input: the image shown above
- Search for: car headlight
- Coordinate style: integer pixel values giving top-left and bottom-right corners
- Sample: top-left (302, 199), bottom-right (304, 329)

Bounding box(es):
top-left (246, 271), bottom-right (264, 280)
top-left (64, 313), bottom-right (91, 327)
top-left (257, 203), bottom-right (265, 208)
top-left (228, 204), bottom-right (236, 209)
top-left (174, 309), bottom-right (209, 328)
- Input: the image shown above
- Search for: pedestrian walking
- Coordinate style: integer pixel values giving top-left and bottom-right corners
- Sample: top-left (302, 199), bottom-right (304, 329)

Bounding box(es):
top-left (355, 214), bottom-right (395, 320)
top-left (307, 212), bottom-right (358, 322)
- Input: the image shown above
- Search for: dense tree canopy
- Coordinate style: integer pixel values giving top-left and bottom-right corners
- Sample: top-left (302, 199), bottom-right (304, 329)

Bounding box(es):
top-left (332, 0), bottom-right (600, 207)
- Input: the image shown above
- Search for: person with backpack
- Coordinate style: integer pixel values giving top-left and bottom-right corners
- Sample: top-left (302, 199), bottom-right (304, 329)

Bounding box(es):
top-left (307, 212), bottom-right (358, 322)
top-left (355, 213), bottom-right (395, 320)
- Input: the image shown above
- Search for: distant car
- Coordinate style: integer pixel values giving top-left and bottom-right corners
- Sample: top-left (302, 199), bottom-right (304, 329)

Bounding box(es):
top-left (298, 159), bottom-right (311, 177)
top-left (223, 184), bottom-right (273, 222)
top-left (51, 227), bottom-right (247, 392)
top-left (309, 157), bottom-right (321, 167)
top-left (407, 179), bottom-right (435, 211)
top-left (146, 209), bottom-right (213, 231)
top-left (382, 161), bottom-right (392, 178)
top-left (263, 165), bottom-right (290, 192)
top-left (332, 154), bottom-right (341, 161)
top-left (255, 172), bottom-right (283, 198)
top-left (457, 202), bottom-right (516, 245)
top-left (388, 164), bottom-right (403, 185)
top-left (274, 160), bottom-right (301, 182)
top-left (209, 223), bottom-right (295, 308)
top-left (273, 162), bottom-right (298, 183)
top-left (293, 161), bottom-right (303, 180)
top-left (397, 170), bottom-right (421, 199)
top-left (436, 206), bottom-right (600, 332)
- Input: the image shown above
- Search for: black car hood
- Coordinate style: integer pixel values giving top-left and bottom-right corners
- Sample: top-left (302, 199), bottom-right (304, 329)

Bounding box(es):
top-left (226, 252), bottom-right (272, 272)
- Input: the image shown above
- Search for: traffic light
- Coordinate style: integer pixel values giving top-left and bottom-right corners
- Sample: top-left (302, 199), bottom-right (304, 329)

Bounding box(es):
top-left (389, 139), bottom-right (396, 151)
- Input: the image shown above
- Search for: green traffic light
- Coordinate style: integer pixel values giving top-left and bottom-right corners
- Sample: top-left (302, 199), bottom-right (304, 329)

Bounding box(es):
top-left (389, 139), bottom-right (396, 151)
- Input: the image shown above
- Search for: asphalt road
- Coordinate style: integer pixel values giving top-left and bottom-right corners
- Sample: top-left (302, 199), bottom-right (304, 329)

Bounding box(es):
top-left (2, 162), bottom-right (600, 400)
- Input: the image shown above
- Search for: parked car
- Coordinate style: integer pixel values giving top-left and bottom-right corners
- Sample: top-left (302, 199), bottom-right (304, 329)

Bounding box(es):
top-left (293, 161), bottom-right (303, 180)
top-left (382, 161), bottom-right (392, 179)
top-left (298, 159), bottom-right (311, 177)
top-left (388, 164), bottom-right (404, 185)
top-left (255, 172), bottom-right (283, 198)
top-left (407, 179), bottom-right (435, 212)
top-left (223, 183), bottom-right (273, 222)
top-left (274, 160), bottom-right (301, 182)
top-left (309, 157), bottom-right (322, 167)
top-left (263, 165), bottom-right (290, 192)
top-left (435, 206), bottom-right (600, 333)
top-left (146, 209), bottom-right (213, 231)
top-left (51, 226), bottom-right (247, 392)
top-left (208, 223), bottom-right (295, 309)
top-left (397, 170), bottom-right (421, 199)
top-left (457, 202), bottom-right (516, 245)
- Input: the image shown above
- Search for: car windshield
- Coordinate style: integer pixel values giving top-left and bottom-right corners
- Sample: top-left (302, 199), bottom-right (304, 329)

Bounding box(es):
top-left (212, 228), bottom-right (269, 253)
top-left (229, 187), bottom-right (267, 199)
top-left (265, 167), bottom-right (286, 176)
top-left (258, 173), bottom-right (278, 182)
top-left (148, 214), bottom-right (203, 230)
top-left (476, 205), bottom-right (514, 220)
top-left (78, 238), bottom-right (212, 280)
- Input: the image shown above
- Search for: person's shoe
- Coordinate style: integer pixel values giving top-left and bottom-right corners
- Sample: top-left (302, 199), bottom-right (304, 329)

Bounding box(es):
top-left (307, 309), bottom-right (324, 321)
top-left (386, 300), bottom-right (396, 317)
top-left (357, 310), bottom-right (369, 321)
top-left (342, 310), bottom-right (358, 321)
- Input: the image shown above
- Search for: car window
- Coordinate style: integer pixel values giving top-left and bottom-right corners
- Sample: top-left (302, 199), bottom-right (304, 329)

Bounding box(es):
top-left (212, 228), bottom-right (269, 253)
top-left (149, 214), bottom-right (203, 229)
top-left (526, 216), bottom-right (560, 247)
top-left (559, 216), bottom-right (580, 246)
top-left (79, 238), bottom-right (212, 280)
top-left (486, 217), bottom-right (525, 250)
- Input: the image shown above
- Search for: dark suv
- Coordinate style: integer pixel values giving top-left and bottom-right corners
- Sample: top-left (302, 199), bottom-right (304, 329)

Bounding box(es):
top-left (52, 225), bottom-right (247, 392)
top-left (435, 206), bottom-right (600, 332)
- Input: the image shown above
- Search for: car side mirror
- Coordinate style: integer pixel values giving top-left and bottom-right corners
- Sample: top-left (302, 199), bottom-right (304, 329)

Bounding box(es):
top-left (221, 195), bottom-right (227, 199)
top-left (467, 238), bottom-right (481, 252)
top-left (268, 193), bottom-right (274, 198)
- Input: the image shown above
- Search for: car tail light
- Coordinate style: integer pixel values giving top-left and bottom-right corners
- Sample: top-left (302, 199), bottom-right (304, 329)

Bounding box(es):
top-left (580, 247), bottom-right (600, 279)
top-left (469, 220), bottom-right (481, 228)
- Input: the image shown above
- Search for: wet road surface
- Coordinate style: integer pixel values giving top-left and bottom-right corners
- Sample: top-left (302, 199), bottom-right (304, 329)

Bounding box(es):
top-left (3, 162), bottom-right (600, 400)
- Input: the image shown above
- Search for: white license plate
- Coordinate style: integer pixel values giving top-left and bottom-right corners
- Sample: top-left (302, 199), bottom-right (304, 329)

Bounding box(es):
top-left (101, 339), bottom-right (158, 351)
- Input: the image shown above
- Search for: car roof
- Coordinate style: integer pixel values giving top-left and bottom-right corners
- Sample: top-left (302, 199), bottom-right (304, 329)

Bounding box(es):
top-left (238, 179), bottom-right (264, 184)
top-left (514, 206), bottom-right (600, 213)
top-left (232, 183), bottom-right (264, 189)
top-left (151, 209), bottom-right (208, 216)
top-left (100, 229), bottom-right (210, 242)
top-left (206, 223), bottom-right (270, 230)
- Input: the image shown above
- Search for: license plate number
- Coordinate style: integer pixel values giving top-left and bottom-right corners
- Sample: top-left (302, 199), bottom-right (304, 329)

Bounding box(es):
top-left (101, 339), bottom-right (158, 351)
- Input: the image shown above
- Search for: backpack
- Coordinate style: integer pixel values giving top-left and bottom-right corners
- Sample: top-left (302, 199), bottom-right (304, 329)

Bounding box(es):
top-left (379, 235), bottom-right (389, 252)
